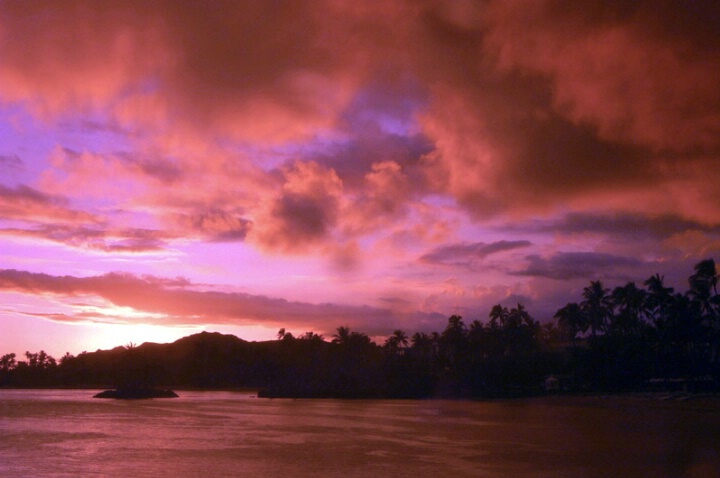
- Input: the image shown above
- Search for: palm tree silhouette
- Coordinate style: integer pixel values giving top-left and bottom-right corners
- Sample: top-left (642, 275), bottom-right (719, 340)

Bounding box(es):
top-left (688, 259), bottom-right (719, 365)
top-left (610, 282), bottom-right (648, 336)
top-left (644, 274), bottom-right (674, 326)
top-left (332, 326), bottom-right (352, 345)
top-left (392, 329), bottom-right (409, 348)
top-left (688, 259), bottom-right (718, 321)
top-left (384, 329), bottom-right (409, 354)
top-left (644, 274), bottom-right (676, 383)
top-left (554, 302), bottom-right (586, 348)
top-left (581, 280), bottom-right (611, 338)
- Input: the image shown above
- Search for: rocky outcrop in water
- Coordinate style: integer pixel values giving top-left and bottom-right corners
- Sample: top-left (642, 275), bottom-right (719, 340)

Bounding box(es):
top-left (93, 388), bottom-right (179, 399)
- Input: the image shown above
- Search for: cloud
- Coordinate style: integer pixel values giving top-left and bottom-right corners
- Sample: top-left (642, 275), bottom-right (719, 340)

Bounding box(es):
top-left (420, 240), bottom-right (532, 267)
top-left (5, 0), bottom-right (720, 228)
top-left (483, 0), bottom-right (720, 153)
top-left (498, 211), bottom-right (720, 247)
top-left (0, 1), bottom-right (164, 118)
top-left (539, 212), bottom-right (720, 240)
top-left (340, 161), bottom-right (415, 236)
top-left (0, 0), bottom-right (366, 142)
top-left (412, 1), bottom-right (720, 221)
top-left (113, 151), bottom-right (185, 185)
top-left (0, 269), bottom-right (444, 336)
top-left (175, 210), bottom-right (252, 242)
top-left (0, 154), bottom-right (23, 171)
top-left (38, 148), bottom-right (135, 203)
top-left (253, 161), bottom-right (343, 252)
top-left (314, 80), bottom-right (434, 190)
top-left (0, 225), bottom-right (169, 253)
top-left (0, 184), bottom-right (99, 224)
top-left (0, 182), bottom-right (177, 253)
top-left (513, 252), bottom-right (646, 281)
top-left (1, 0), bottom-right (719, 260)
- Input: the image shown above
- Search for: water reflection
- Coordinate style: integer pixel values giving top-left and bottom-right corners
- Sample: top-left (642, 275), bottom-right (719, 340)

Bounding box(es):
top-left (0, 390), bottom-right (718, 477)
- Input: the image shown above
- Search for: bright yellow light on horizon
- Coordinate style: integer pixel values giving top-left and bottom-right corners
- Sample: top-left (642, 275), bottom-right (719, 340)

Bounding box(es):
top-left (86, 322), bottom-right (204, 351)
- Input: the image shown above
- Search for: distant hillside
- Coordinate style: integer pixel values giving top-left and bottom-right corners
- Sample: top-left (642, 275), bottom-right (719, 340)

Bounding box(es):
top-left (0, 330), bottom-right (433, 398)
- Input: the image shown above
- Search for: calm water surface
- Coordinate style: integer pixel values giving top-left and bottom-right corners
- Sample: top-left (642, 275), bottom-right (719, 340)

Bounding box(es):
top-left (1, 390), bottom-right (718, 477)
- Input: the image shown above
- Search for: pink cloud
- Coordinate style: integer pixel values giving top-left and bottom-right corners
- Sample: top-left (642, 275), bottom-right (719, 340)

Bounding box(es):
top-left (1, 0), bottom-right (719, 258)
top-left (39, 147), bottom-right (149, 201)
top-left (175, 209), bottom-right (252, 242)
top-left (0, 2), bottom-right (164, 119)
top-left (484, 0), bottom-right (720, 152)
top-left (0, 184), bottom-right (99, 224)
top-left (1, 2), bottom-right (704, 225)
top-left (409, 1), bottom-right (720, 222)
top-left (252, 161), bottom-right (344, 252)
top-left (343, 161), bottom-right (413, 235)
top-left (0, 269), bottom-right (443, 336)
top-left (0, 225), bottom-right (169, 253)
top-left (0, 1), bottom-right (368, 143)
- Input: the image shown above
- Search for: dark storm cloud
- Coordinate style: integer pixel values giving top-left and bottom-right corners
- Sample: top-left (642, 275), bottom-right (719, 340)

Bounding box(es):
top-left (420, 240), bottom-right (532, 267)
top-left (415, 0), bottom-right (720, 220)
top-left (506, 211), bottom-right (720, 240)
top-left (514, 252), bottom-right (646, 281)
top-left (254, 160), bottom-right (344, 252)
top-left (272, 193), bottom-right (337, 243)
top-left (556, 212), bottom-right (720, 238)
top-left (2, 0), bottom-right (720, 222)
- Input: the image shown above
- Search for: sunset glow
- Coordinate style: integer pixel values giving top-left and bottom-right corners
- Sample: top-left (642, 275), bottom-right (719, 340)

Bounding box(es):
top-left (2, 1), bottom-right (720, 357)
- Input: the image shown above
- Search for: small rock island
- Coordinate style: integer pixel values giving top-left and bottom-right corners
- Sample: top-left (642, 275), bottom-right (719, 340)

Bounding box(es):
top-left (93, 388), bottom-right (179, 399)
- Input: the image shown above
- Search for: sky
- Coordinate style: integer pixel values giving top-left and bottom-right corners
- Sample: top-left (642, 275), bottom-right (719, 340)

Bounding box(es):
top-left (2, 0), bottom-right (720, 358)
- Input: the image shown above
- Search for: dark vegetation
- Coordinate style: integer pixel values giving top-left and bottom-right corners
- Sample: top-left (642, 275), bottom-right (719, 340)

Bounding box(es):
top-left (2, 259), bottom-right (719, 398)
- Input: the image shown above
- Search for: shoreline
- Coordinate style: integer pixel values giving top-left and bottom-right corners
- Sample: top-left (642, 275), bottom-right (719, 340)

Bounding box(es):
top-left (2, 387), bottom-right (719, 410)
top-left (514, 391), bottom-right (720, 412)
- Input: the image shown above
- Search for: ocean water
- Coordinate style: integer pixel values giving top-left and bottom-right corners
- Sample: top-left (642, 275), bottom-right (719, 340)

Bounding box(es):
top-left (1, 390), bottom-right (718, 477)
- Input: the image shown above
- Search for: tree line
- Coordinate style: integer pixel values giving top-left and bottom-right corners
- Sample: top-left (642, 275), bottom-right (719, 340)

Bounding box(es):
top-left (1, 259), bottom-right (718, 398)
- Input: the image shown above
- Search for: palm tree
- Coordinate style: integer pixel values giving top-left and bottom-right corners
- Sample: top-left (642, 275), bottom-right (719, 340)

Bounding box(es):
top-left (581, 280), bottom-right (611, 338)
top-left (332, 326), bottom-right (352, 345)
top-left (688, 259), bottom-right (718, 325)
top-left (440, 315), bottom-right (468, 368)
top-left (610, 282), bottom-right (648, 336)
top-left (687, 259), bottom-right (719, 366)
top-left (392, 329), bottom-right (409, 348)
top-left (384, 329), bottom-right (409, 354)
top-left (488, 305), bottom-right (507, 330)
top-left (644, 274), bottom-right (674, 327)
top-left (300, 331), bottom-right (324, 342)
top-left (671, 292), bottom-right (706, 382)
top-left (411, 332), bottom-right (431, 349)
top-left (689, 259), bottom-right (718, 296)
top-left (467, 320), bottom-right (487, 362)
top-left (644, 274), bottom-right (676, 383)
top-left (507, 303), bottom-right (539, 356)
top-left (411, 332), bottom-right (436, 360)
top-left (0, 353), bottom-right (17, 386)
top-left (487, 306), bottom-right (507, 357)
top-left (0, 353), bottom-right (16, 372)
top-left (554, 302), bottom-right (586, 347)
